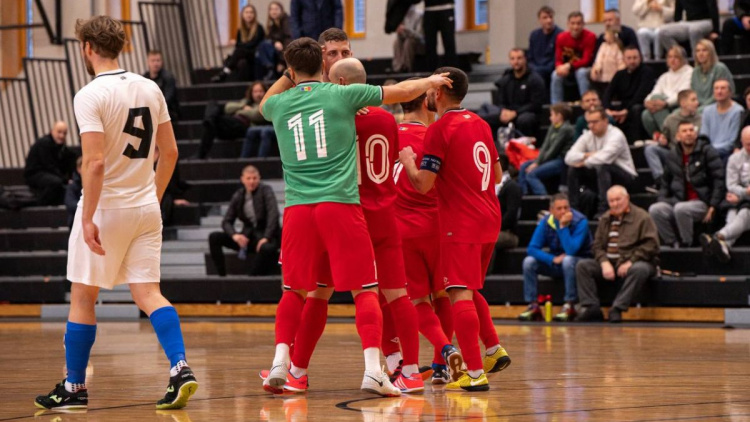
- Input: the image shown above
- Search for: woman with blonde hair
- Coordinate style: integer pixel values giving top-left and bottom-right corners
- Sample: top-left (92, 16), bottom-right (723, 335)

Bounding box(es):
top-left (691, 39), bottom-right (734, 108)
top-left (213, 4), bottom-right (266, 82)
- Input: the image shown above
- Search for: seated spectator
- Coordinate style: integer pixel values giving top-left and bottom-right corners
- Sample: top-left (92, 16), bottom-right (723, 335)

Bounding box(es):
top-left (392, 4), bottom-right (424, 73)
top-left (603, 46), bottom-right (656, 142)
top-left (641, 45), bottom-right (692, 137)
top-left (574, 90), bottom-right (616, 140)
top-left (565, 107), bottom-right (637, 216)
top-left (213, 5), bottom-right (266, 82)
top-left (24, 121), bottom-right (77, 206)
top-left (589, 29), bottom-right (625, 91)
top-left (720, 0), bottom-right (750, 55)
top-left (649, 121), bottom-right (723, 247)
top-left (519, 194), bottom-right (592, 322)
top-left (691, 39), bottom-right (734, 109)
top-left (290, 0), bottom-right (343, 43)
top-left (551, 11), bottom-right (596, 104)
top-left (575, 185), bottom-right (659, 323)
top-left (644, 89), bottom-right (702, 187)
top-left (240, 81), bottom-right (276, 158)
top-left (256, 1), bottom-right (292, 80)
top-left (480, 48), bottom-right (545, 138)
top-left (658, 0), bottom-right (719, 56)
top-left (595, 9), bottom-right (639, 55)
top-left (701, 126), bottom-right (750, 262)
top-left (65, 157), bottom-right (82, 229)
top-left (527, 6), bottom-right (563, 88)
top-left (198, 84), bottom-right (266, 159)
top-left (208, 165), bottom-right (280, 276)
top-left (519, 103), bottom-right (574, 195)
top-left (700, 79), bottom-right (744, 162)
top-left (143, 50), bottom-right (179, 121)
top-left (632, 0), bottom-right (675, 59)
top-left (735, 86), bottom-right (750, 149)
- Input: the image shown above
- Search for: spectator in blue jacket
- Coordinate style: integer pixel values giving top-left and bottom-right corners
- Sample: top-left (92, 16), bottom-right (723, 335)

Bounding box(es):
top-left (527, 6), bottom-right (562, 89)
top-left (519, 194), bottom-right (592, 322)
top-left (290, 0), bottom-right (343, 41)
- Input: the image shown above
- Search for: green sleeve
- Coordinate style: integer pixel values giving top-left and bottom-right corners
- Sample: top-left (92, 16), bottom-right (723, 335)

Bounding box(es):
top-left (262, 95), bottom-right (278, 121)
top-left (343, 84), bottom-right (384, 110)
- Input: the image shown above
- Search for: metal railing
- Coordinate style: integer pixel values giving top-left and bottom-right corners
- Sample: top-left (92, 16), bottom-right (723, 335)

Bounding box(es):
top-left (0, 78), bottom-right (35, 168)
top-left (23, 58), bottom-right (77, 147)
top-left (139, 1), bottom-right (194, 86)
top-left (181, 0), bottom-right (223, 71)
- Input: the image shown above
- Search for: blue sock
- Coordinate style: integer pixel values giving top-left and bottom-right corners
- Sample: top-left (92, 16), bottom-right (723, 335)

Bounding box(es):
top-left (150, 306), bottom-right (186, 367)
top-left (65, 322), bottom-right (96, 384)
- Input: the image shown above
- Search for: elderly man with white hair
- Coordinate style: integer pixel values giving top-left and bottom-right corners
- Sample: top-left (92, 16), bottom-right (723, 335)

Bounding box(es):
top-left (575, 185), bottom-right (660, 323)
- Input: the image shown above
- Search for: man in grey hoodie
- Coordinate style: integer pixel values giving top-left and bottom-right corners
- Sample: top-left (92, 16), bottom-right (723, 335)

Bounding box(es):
top-left (701, 126), bottom-right (750, 262)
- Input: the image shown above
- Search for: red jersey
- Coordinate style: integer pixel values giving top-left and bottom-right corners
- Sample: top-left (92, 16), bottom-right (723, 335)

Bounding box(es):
top-left (355, 107), bottom-right (399, 212)
top-left (422, 109), bottom-right (501, 243)
top-left (394, 122), bottom-right (439, 238)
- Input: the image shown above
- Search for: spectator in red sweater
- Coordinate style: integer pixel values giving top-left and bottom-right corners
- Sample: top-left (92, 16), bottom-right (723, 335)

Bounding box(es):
top-left (551, 11), bottom-right (596, 104)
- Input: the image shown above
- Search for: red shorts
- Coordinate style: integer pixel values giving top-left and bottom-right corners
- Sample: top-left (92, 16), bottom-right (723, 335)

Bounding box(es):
top-left (402, 235), bottom-right (442, 299)
top-left (281, 203), bottom-right (377, 292)
top-left (441, 242), bottom-right (495, 291)
top-left (318, 207), bottom-right (407, 290)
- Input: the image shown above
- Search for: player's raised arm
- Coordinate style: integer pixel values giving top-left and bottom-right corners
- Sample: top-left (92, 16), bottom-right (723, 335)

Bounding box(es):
top-left (382, 73), bottom-right (453, 105)
top-left (80, 132), bottom-right (106, 255)
top-left (154, 121), bottom-right (179, 203)
top-left (260, 71), bottom-right (295, 117)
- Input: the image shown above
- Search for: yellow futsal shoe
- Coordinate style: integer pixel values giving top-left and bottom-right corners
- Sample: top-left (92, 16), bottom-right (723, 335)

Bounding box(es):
top-left (483, 346), bottom-right (511, 375)
top-left (445, 372), bottom-right (489, 392)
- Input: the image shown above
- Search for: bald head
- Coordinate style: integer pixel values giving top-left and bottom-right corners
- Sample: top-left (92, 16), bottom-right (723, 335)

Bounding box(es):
top-left (607, 185), bottom-right (630, 216)
top-left (51, 121), bottom-right (68, 144)
top-left (741, 126), bottom-right (750, 153)
top-left (329, 57), bottom-right (367, 86)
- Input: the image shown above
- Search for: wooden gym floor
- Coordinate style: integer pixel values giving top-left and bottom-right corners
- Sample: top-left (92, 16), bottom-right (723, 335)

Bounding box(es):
top-left (1, 320), bottom-right (750, 421)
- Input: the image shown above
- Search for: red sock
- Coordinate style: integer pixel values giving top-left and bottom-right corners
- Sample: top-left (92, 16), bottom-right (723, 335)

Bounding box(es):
top-left (354, 291), bottom-right (382, 350)
top-left (291, 297), bottom-right (328, 369)
top-left (452, 300), bottom-right (482, 371)
top-left (380, 302), bottom-right (400, 357)
top-left (434, 296), bottom-right (454, 342)
top-left (275, 291), bottom-right (305, 345)
top-left (388, 296), bottom-right (420, 366)
top-left (474, 292), bottom-right (500, 348)
top-left (415, 302), bottom-right (449, 365)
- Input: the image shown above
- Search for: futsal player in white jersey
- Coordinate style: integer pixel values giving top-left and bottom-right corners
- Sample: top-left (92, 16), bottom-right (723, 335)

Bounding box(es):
top-left (35, 16), bottom-right (198, 411)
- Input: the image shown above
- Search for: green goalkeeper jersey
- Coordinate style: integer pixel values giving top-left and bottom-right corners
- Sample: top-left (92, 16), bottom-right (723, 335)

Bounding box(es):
top-left (262, 81), bottom-right (384, 206)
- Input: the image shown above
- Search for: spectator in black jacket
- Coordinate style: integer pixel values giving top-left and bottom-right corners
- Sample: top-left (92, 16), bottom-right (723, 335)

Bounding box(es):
top-left (527, 6), bottom-right (562, 89)
top-left (213, 5), bottom-right (266, 82)
top-left (24, 121), bottom-right (77, 206)
top-left (208, 165), bottom-right (280, 276)
top-left (603, 46), bottom-right (656, 142)
top-left (65, 157), bottom-right (82, 229)
top-left (256, 1), bottom-right (292, 80)
top-left (648, 121), bottom-right (724, 247)
top-left (143, 50), bottom-right (179, 121)
top-left (721, 0), bottom-right (750, 55)
top-left (424, 0), bottom-right (456, 69)
top-left (594, 8), bottom-right (640, 58)
top-left (479, 48), bottom-right (545, 138)
top-left (290, 0), bottom-right (343, 41)
top-left (659, 0), bottom-right (720, 56)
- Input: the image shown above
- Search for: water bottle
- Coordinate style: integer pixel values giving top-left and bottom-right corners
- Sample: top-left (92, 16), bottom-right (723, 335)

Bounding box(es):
top-left (237, 247), bottom-right (248, 261)
top-left (544, 295), bottom-right (553, 322)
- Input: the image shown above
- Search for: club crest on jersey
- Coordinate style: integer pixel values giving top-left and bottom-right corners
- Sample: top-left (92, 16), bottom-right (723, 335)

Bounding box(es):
top-left (300, 86), bottom-right (312, 92)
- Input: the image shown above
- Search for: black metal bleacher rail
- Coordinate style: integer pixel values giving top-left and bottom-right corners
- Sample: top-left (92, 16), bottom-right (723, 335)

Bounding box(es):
top-left (0, 78), bottom-right (34, 168)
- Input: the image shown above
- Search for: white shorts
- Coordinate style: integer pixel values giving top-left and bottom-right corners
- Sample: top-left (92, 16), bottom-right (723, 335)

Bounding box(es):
top-left (67, 203), bottom-right (162, 289)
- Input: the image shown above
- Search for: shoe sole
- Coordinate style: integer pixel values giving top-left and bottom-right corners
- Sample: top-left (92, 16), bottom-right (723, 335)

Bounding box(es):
top-left (446, 352), bottom-right (466, 382)
top-left (487, 355), bottom-right (512, 374)
top-left (156, 381), bottom-right (198, 410)
top-left (710, 238), bottom-right (731, 263)
top-left (420, 368), bottom-right (434, 381)
top-left (34, 402), bottom-right (87, 411)
top-left (445, 384), bottom-right (490, 392)
top-left (401, 386), bottom-right (425, 394)
top-left (361, 387), bottom-right (401, 397)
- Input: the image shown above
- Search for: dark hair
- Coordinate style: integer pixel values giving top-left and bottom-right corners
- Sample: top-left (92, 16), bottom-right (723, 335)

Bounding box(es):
top-left (498, 153), bottom-right (509, 171)
top-left (509, 47), bottom-right (526, 56)
top-left (581, 89), bottom-right (600, 99)
top-left (400, 78), bottom-right (426, 112)
top-left (604, 8), bottom-right (620, 16)
top-left (713, 77), bottom-right (733, 92)
top-left (744, 86), bottom-right (750, 99)
top-left (677, 89), bottom-right (695, 103)
top-left (568, 11), bottom-right (584, 21)
top-left (549, 193), bottom-right (569, 206)
top-left (538, 6), bottom-right (554, 18)
top-left (623, 45), bottom-right (641, 54)
top-left (284, 37), bottom-right (323, 76)
top-left (266, 1), bottom-right (287, 31)
top-left (318, 27), bottom-right (348, 45)
top-left (433, 66), bottom-right (468, 102)
top-left (75, 16), bottom-right (126, 59)
top-left (677, 120), bottom-right (696, 129)
top-left (550, 103), bottom-right (572, 121)
top-left (242, 164), bottom-right (259, 175)
top-left (147, 49), bottom-right (162, 57)
top-left (585, 106), bottom-right (607, 120)
top-left (246, 81), bottom-right (267, 103)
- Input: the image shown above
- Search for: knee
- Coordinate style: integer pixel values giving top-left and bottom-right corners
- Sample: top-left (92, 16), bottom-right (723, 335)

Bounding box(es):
top-left (562, 255), bottom-right (578, 270)
top-left (575, 259), bottom-right (597, 277)
top-left (523, 256), bottom-right (538, 273)
top-left (672, 202), bottom-right (691, 218)
top-left (649, 202), bottom-right (669, 216)
top-left (209, 231), bottom-right (224, 245)
top-left (627, 262), bottom-right (653, 279)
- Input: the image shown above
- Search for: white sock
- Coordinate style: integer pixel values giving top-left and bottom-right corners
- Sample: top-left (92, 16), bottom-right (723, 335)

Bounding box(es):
top-left (468, 369), bottom-right (484, 378)
top-left (64, 380), bottom-right (86, 393)
top-left (385, 352), bottom-right (402, 373)
top-left (170, 360), bottom-right (189, 377)
top-left (401, 364), bottom-right (419, 378)
top-left (364, 347), bottom-right (381, 373)
top-left (273, 343), bottom-right (290, 367)
top-left (485, 344), bottom-right (500, 356)
top-left (289, 363), bottom-right (307, 378)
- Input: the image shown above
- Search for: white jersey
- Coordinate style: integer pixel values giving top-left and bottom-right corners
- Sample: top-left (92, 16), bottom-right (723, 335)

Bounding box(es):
top-left (73, 69), bottom-right (171, 209)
